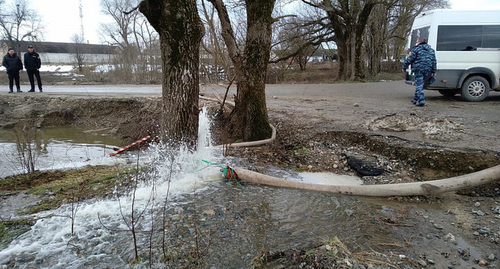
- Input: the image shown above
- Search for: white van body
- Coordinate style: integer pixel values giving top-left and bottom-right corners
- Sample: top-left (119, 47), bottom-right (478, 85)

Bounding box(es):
top-left (405, 9), bottom-right (500, 101)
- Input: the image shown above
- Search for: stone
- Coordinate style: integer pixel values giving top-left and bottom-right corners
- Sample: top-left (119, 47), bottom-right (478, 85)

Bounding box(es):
top-left (478, 227), bottom-right (491, 234)
top-left (474, 210), bottom-right (485, 216)
top-left (434, 223), bottom-right (444, 230)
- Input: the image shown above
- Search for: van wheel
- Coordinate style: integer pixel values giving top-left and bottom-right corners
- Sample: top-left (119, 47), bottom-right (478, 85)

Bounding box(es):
top-left (438, 89), bottom-right (458, 97)
top-left (461, 76), bottom-right (490, 102)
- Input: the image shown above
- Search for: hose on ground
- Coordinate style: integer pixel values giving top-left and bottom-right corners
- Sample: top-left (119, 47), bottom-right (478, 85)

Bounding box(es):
top-left (233, 165), bottom-right (500, 197)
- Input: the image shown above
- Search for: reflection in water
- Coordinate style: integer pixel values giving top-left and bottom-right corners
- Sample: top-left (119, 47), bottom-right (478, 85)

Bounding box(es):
top-left (0, 127), bottom-right (125, 178)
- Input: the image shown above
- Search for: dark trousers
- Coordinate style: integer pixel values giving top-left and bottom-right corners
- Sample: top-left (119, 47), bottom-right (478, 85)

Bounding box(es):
top-left (27, 69), bottom-right (42, 91)
top-left (413, 72), bottom-right (428, 105)
top-left (7, 71), bottom-right (20, 91)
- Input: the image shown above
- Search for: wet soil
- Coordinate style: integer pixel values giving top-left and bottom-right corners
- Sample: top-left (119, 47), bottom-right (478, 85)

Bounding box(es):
top-left (1, 84), bottom-right (500, 268)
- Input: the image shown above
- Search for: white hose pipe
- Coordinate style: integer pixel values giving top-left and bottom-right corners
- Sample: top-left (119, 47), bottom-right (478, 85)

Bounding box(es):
top-left (213, 125), bottom-right (276, 148)
top-left (200, 94), bottom-right (276, 148)
top-left (234, 164), bottom-right (500, 197)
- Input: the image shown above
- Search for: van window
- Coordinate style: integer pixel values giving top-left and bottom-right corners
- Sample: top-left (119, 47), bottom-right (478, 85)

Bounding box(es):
top-left (483, 25), bottom-right (500, 48)
top-left (410, 27), bottom-right (430, 47)
top-left (437, 25), bottom-right (500, 51)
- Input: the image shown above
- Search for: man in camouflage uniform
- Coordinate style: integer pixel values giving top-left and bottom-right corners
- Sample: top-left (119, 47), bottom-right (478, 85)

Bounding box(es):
top-left (402, 37), bottom-right (437, 106)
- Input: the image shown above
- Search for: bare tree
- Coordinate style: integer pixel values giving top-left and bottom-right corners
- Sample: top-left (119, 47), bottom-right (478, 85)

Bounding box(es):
top-left (100, 0), bottom-right (140, 82)
top-left (131, 12), bottom-right (160, 84)
top-left (139, 0), bottom-right (204, 148)
top-left (70, 33), bottom-right (88, 72)
top-left (273, 16), bottom-right (321, 71)
top-left (100, 0), bottom-right (161, 83)
top-left (0, 0), bottom-right (43, 51)
top-left (208, 0), bottom-right (274, 142)
top-left (302, 0), bottom-right (377, 81)
top-left (200, 1), bottom-right (234, 83)
top-left (365, 0), bottom-right (450, 75)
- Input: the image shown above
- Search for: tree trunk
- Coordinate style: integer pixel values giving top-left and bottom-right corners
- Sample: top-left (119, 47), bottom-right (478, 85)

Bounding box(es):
top-left (353, 1), bottom-right (375, 80)
top-left (231, 0), bottom-right (274, 141)
top-left (208, 0), bottom-right (273, 142)
top-left (321, 0), bottom-right (375, 81)
top-left (139, 0), bottom-right (204, 148)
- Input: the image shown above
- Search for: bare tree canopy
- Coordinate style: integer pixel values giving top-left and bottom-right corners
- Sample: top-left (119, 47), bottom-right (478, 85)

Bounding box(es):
top-left (101, 0), bottom-right (161, 83)
top-left (0, 0), bottom-right (43, 52)
top-left (301, 0), bottom-right (377, 81)
top-left (296, 0), bottom-right (449, 80)
top-left (71, 33), bottom-right (88, 72)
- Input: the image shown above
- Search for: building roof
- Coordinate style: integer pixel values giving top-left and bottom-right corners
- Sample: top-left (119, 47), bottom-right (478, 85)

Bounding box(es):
top-left (2, 40), bottom-right (116, 54)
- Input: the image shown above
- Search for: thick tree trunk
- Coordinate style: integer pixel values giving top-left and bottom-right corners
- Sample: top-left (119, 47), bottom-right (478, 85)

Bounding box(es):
top-left (322, 0), bottom-right (375, 81)
top-left (209, 0), bottom-right (273, 142)
top-left (230, 0), bottom-right (274, 141)
top-left (139, 0), bottom-right (204, 148)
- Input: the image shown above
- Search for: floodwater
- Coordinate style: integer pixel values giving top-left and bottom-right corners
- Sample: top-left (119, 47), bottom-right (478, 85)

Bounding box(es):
top-left (0, 110), bottom-right (490, 268)
top-left (0, 110), bottom-right (372, 268)
top-left (0, 127), bottom-right (126, 179)
top-left (0, 140), bottom-right (376, 268)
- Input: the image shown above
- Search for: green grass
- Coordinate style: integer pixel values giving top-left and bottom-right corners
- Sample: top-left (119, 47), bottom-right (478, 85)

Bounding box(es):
top-left (1, 165), bottom-right (134, 215)
top-left (0, 219), bottom-right (35, 250)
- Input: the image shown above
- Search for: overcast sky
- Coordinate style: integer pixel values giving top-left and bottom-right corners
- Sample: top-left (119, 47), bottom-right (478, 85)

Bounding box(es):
top-left (451, 0), bottom-right (500, 10)
top-left (6, 0), bottom-right (500, 45)
top-left (32, 0), bottom-right (111, 44)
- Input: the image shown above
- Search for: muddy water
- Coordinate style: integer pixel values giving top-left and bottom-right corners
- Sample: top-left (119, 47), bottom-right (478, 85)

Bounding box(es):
top-left (178, 182), bottom-right (391, 267)
top-left (0, 153), bottom-right (490, 268)
top-left (0, 127), bottom-right (125, 178)
top-left (0, 174), bottom-right (393, 268)
top-left (0, 114), bottom-right (495, 268)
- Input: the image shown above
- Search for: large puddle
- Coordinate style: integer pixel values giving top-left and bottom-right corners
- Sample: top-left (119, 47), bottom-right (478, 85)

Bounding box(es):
top-left (0, 127), bottom-right (126, 179)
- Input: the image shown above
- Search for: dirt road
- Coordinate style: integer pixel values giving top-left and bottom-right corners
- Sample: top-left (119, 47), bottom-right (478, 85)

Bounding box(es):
top-left (2, 80), bottom-right (499, 151)
top-left (1, 80), bottom-right (499, 152)
top-left (202, 81), bottom-right (500, 152)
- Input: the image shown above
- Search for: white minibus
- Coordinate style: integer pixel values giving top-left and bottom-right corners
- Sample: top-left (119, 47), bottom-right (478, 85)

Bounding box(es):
top-left (405, 9), bottom-right (500, 101)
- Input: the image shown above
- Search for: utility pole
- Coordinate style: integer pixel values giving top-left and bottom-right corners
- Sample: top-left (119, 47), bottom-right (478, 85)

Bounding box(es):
top-left (79, 0), bottom-right (85, 42)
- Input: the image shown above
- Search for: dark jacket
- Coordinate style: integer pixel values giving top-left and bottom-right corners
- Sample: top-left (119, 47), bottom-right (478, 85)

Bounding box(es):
top-left (2, 53), bottom-right (23, 73)
top-left (24, 51), bottom-right (41, 70)
top-left (403, 42), bottom-right (437, 74)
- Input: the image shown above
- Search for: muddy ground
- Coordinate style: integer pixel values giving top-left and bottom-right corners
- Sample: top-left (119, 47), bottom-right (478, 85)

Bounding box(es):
top-left (1, 81), bottom-right (500, 268)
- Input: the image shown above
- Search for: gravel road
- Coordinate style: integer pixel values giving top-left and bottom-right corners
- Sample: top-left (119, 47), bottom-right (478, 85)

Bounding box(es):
top-left (2, 80), bottom-right (499, 151)
top-left (204, 81), bottom-right (500, 152)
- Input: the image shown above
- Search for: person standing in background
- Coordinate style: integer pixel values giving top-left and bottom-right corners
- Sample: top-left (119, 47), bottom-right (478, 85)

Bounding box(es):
top-left (2, 48), bottom-right (23, 93)
top-left (402, 37), bottom-right (437, 107)
top-left (24, 44), bottom-right (43, 92)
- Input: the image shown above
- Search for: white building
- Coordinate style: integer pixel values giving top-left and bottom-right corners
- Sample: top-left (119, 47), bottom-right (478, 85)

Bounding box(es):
top-left (1, 41), bottom-right (117, 65)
